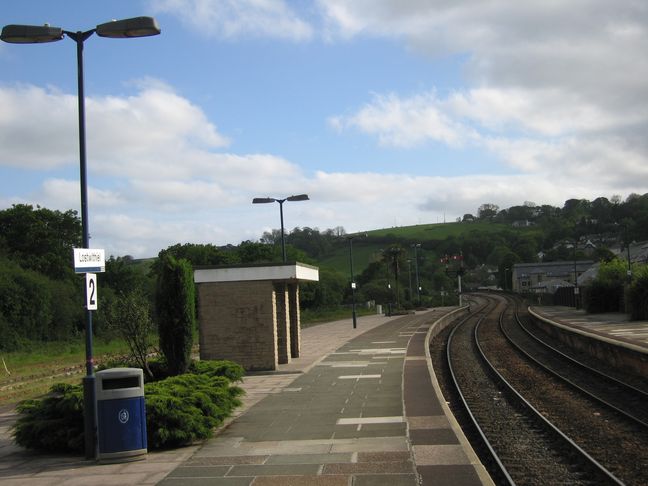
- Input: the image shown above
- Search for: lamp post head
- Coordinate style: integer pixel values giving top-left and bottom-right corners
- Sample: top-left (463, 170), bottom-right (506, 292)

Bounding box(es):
top-left (96, 17), bottom-right (160, 38)
top-left (253, 194), bottom-right (309, 204)
top-left (1, 24), bottom-right (64, 43)
top-left (2, 17), bottom-right (160, 44)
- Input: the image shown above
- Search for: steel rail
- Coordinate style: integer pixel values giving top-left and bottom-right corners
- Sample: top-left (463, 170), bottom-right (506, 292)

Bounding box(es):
top-left (484, 309), bottom-right (625, 485)
top-left (446, 302), bottom-right (516, 486)
top-left (502, 307), bottom-right (648, 429)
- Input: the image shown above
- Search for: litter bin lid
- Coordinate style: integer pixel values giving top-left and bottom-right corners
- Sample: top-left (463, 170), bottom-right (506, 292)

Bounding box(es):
top-left (96, 368), bottom-right (144, 400)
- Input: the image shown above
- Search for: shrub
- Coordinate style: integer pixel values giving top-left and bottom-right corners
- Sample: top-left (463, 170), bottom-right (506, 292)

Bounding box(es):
top-left (627, 265), bottom-right (648, 320)
top-left (584, 280), bottom-right (623, 313)
top-left (12, 383), bottom-right (85, 453)
top-left (145, 373), bottom-right (243, 449)
top-left (102, 291), bottom-right (155, 379)
top-left (12, 360), bottom-right (244, 453)
top-left (188, 360), bottom-right (244, 383)
top-left (155, 254), bottom-right (195, 376)
top-left (582, 259), bottom-right (627, 313)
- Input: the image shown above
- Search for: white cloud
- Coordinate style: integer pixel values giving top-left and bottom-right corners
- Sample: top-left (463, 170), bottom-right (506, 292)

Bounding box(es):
top-left (0, 84), bottom-right (77, 169)
top-left (320, 0), bottom-right (648, 189)
top-left (40, 179), bottom-right (124, 210)
top-left (330, 92), bottom-right (471, 148)
top-left (152, 0), bottom-right (314, 41)
top-left (0, 82), bottom-right (230, 174)
top-left (445, 88), bottom-right (639, 137)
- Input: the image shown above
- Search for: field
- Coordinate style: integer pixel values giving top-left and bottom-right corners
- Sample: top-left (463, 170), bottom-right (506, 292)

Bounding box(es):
top-left (317, 221), bottom-right (518, 274)
top-left (0, 339), bottom-right (133, 407)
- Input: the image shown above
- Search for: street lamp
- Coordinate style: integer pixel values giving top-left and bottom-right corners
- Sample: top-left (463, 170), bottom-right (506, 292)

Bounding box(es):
top-left (253, 194), bottom-right (309, 262)
top-left (387, 247), bottom-right (402, 308)
top-left (346, 233), bottom-right (366, 329)
top-left (407, 259), bottom-right (413, 303)
top-left (1, 16), bottom-right (160, 460)
top-left (411, 243), bottom-right (421, 306)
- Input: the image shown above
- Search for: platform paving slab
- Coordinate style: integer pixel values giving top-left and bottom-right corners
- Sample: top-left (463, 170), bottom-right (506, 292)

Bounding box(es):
top-left (0, 309), bottom-right (492, 485)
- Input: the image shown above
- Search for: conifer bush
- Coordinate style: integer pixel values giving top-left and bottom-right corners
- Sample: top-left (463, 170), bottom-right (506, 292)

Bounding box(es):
top-left (188, 360), bottom-right (244, 382)
top-left (145, 373), bottom-right (243, 448)
top-left (156, 254), bottom-right (195, 376)
top-left (12, 383), bottom-right (85, 452)
top-left (12, 360), bottom-right (244, 453)
top-left (626, 266), bottom-right (648, 320)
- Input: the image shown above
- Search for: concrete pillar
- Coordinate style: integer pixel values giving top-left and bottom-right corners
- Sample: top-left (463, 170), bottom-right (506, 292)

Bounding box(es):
top-left (274, 283), bottom-right (291, 364)
top-left (288, 283), bottom-right (301, 358)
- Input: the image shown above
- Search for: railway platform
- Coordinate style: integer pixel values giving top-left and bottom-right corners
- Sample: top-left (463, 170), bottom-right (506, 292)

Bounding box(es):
top-left (529, 305), bottom-right (648, 377)
top-left (529, 306), bottom-right (648, 350)
top-left (0, 308), bottom-right (492, 486)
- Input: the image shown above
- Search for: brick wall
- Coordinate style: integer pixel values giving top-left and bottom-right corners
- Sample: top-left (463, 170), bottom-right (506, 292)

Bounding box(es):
top-left (288, 283), bottom-right (300, 358)
top-left (197, 280), bottom-right (278, 371)
top-left (274, 283), bottom-right (291, 364)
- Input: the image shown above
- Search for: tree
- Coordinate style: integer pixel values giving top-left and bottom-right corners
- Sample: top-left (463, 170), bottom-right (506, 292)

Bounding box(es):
top-left (155, 254), bottom-right (195, 376)
top-left (104, 291), bottom-right (155, 378)
top-left (478, 203), bottom-right (499, 220)
top-left (0, 204), bottom-right (81, 280)
top-left (0, 255), bottom-right (82, 350)
top-left (237, 240), bottom-right (277, 263)
top-left (300, 268), bottom-right (346, 309)
top-left (103, 256), bottom-right (151, 296)
top-left (156, 243), bottom-right (234, 270)
top-left (562, 198), bottom-right (590, 223)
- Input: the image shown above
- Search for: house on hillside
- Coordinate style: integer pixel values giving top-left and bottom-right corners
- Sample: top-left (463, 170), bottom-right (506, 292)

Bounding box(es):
top-left (512, 220), bottom-right (534, 227)
top-left (512, 260), bottom-right (595, 293)
top-left (613, 240), bottom-right (648, 264)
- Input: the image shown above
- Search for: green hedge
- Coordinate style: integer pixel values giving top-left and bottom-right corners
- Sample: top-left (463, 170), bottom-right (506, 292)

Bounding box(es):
top-left (12, 360), bottom-right (244, 453)
top-left (627, 266), bottom-right (648, 320)
top-left (583, 280), bottom-right (623, 313)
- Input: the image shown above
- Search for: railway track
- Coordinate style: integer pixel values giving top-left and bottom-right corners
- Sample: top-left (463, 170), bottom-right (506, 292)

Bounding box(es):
top-left (431, 293), bottom-right (648, 485)
top-left (503, 306), bottom-right (648, 428)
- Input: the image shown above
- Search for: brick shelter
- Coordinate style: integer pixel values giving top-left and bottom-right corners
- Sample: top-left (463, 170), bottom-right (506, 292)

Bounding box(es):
top-left (194, 263), bottom-right (319, 371)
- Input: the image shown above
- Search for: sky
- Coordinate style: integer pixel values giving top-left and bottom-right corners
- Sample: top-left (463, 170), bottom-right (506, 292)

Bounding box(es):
top-left (1, 1), bottom-right (647, 258)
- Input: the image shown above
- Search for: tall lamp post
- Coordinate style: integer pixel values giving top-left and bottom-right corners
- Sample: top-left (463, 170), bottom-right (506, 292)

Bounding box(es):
top-left (411, 243), bottom-right (421, 306)
top-left (1, 16), bottom-right (161, 460)
top-left (253, 194), bottom-right (309, 262)
top-left (407, 259), bottom-right (413, 302)
top-left (346, 233), bottom-right (367, 329)
top-left (387, 247), bottom-right (402, 308)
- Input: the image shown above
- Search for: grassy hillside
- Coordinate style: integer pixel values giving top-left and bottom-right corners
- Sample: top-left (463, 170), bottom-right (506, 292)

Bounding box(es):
top-left (317, 242), bottom-right (385, 276)
top-left (317, 221), bottom-right (518, 275)
top-left (135, 220), bottom-right (536, 277)
top-left (366, 221), bottom-right (511, 239)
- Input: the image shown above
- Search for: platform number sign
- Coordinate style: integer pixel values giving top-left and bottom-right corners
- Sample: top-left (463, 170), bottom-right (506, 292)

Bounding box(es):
top-left (86, 273), bottom-right (98, 310)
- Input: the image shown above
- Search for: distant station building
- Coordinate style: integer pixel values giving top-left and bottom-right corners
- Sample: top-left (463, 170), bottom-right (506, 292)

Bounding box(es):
top-left (512, 261), bottom-right (594, 293)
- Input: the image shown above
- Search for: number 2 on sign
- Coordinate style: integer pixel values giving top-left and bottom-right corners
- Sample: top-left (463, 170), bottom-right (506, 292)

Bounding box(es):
top-left (86, 273), bottom-right (98, 310)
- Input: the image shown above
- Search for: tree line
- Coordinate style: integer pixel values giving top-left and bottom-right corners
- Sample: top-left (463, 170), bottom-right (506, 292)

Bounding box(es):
top-left (1, 194), bottom-right (647, 351)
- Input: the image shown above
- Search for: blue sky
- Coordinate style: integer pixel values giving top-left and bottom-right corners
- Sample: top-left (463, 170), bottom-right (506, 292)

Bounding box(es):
top-left (1, 1), bottom-right (647, 257)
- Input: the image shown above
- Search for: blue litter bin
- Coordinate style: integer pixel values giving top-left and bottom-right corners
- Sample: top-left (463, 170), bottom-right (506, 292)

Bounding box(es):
top-left (96, 368), bottom-right (147, 462)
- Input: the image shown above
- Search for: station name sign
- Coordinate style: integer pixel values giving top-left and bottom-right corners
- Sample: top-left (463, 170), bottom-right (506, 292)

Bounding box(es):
top-left (73, 248), bottom-right (105, 273)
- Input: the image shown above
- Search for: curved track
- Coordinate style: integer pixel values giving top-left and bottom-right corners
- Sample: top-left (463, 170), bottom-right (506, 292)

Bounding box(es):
top-left (431, 293), bottom-right (648, 485)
